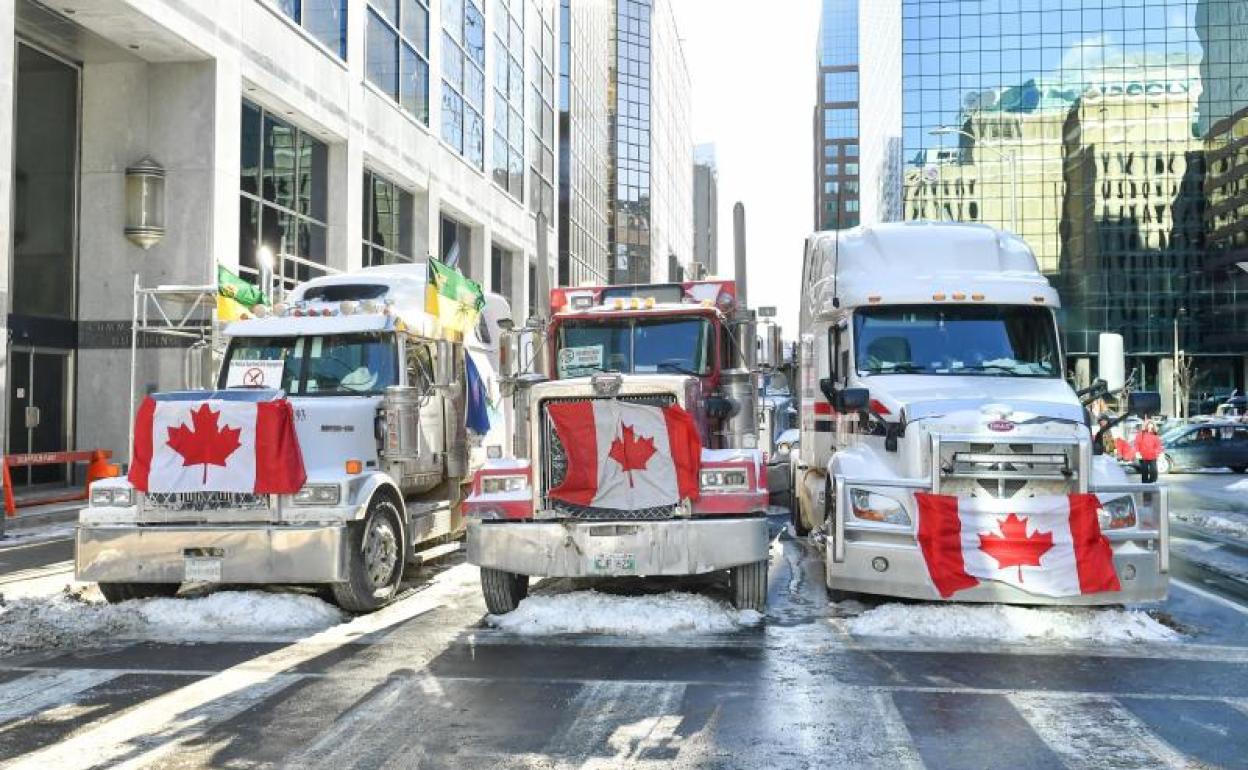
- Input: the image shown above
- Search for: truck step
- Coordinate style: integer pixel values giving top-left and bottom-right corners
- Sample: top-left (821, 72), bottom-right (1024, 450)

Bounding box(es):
top-left (408, 541), bottom-right (461, 567)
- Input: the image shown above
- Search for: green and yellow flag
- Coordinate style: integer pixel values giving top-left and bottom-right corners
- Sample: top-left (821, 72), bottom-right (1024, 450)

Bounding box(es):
top-left (426, 257), bottom-right (485, 334)
top-left (217, 264), bottom-right (268, 322)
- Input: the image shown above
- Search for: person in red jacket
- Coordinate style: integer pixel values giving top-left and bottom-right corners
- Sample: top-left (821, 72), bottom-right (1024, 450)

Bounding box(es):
top-left (1134, 421), bottom-right (1164, 483)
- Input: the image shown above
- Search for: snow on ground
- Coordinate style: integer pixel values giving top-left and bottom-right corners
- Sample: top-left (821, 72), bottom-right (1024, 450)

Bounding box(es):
top-left (0, 587), bottom-right (344, 656)
top-left (0, 523), bottom-right (75, 548)
top-left (846, 603), bottom-right (1179, 644)
top-left (488, 590), bottom-right (763, 636)
top-left (1174, 510), bottom-right (1248, 540)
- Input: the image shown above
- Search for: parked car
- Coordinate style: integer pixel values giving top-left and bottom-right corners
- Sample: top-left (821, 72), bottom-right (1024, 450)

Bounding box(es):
top-left (1151, 421), bottom-right (1248, 473)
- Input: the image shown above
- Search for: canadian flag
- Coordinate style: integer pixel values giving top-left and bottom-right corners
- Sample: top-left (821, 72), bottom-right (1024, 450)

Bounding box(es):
top-left (915, 493), bottom-right (1121, 599)
top-left (129, 398), bottom-right (307, 494)
top-left (547, 401), bottom-right (701, 510)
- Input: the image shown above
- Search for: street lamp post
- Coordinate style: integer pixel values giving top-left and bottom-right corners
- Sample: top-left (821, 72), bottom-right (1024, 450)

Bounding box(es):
top-left (930, 126), bottom-right (1018, 233)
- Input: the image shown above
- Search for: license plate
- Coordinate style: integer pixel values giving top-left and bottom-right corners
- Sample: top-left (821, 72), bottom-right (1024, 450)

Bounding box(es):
top-left (590, 553), bottom-right (637, 574)
top-left (184, 557), bottom-right (223, 583)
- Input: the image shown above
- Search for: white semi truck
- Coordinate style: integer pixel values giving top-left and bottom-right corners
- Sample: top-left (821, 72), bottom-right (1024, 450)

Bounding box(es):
top-left (793, 222), bottom-right (1168, 604)
top-left (77, 265), bottom-right (512, 612)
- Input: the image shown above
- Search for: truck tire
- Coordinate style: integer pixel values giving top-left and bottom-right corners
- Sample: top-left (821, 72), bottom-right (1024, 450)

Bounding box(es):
top-left (97, 583), bottom-right (180, 603)
top-left (331, 498), bottom-right (405, 613)
top-left (730, 560), bottom-right (768, 612)
top-left (481, 568), bottom-right (529, 614)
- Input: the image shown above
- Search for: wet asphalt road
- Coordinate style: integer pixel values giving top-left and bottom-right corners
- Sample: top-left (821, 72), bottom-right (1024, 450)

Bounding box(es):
top-left (1, 508), bottom-right (1248, 769)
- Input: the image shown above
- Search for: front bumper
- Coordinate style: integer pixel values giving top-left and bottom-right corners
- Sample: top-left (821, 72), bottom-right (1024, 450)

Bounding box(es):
top-left (75, 524), bottom-right (348, 584)
top-left (827, 539), bottom-right (1166, 605)
top-left (467, 517), bottom-right (769, 577)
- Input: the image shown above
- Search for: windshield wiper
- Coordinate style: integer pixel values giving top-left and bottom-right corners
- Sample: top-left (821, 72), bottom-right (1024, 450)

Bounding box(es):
top-left (657, 361), bottom-right (700, 377)
top-left (869, 363), bottom-right (925, 374)
top-left (960, 363), bottom-right (1029, 375)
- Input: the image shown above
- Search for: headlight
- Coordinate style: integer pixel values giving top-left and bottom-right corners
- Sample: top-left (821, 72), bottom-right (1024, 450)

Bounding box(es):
top-left (701, 468), bottom-right (749, 491)
top-left (90, 487), bottom-right (134, 507)
top-left (849, 489), bottom-right (912, 526)
top-left (482, 475), bottom-right (528, 494)
top-left (292, 484), bottom-right (342, 506)
top-left (1098, 495), bottom-right (1136, 530)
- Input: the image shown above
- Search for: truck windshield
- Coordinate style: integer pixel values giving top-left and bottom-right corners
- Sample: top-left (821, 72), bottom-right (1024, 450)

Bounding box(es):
top-left (853, 305), bottom-right (1059, 378)
top-left (220, 332), bottom-right (398, 395)
top-left (556, 317), bottom-right (713, 378)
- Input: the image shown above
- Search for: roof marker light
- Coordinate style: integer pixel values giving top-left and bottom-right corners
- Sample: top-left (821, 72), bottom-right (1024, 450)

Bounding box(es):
top-left (972, 293), bottom-right (985, 301)
top-left (613, 298), bottom-right (625, 310)
top-left (952, 292), bottom-right (967, 301)
top-left (645, 297), bottom-right (656, 308)
top-left (1033, 295), bottom-right (1046, 303)
top-left (340, 301), bottom-right (358, 315)
top-left (932, 293), bottom-right (947, 301)
top-left (868, 295), bottom-right (882, 304)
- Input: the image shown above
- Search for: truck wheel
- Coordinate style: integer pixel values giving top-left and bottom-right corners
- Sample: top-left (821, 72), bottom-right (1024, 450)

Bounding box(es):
top-left (97, 583), bottom-right (180, 603)
top-left (481, 568), bottom-right (529, 614)
top-left (730, 560), bottom-right (768, 612)
top-left (331, 498), bottom-right (405, 613)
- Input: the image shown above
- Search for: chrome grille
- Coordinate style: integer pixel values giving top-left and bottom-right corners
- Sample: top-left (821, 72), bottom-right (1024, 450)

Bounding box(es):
top-left (144, 491), bottom-right (268, 512)
top-left (938, 440), bottom-right (1079, 499)
top-left (540, 394), bottom-right (678, 519)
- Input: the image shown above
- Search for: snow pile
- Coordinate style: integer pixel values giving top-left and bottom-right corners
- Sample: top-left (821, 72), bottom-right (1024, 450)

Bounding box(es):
top-left (847, 603), bottom-right (1179, 644)
top-left (134, 591), bottom-right (343, 633)
top-left (1174, 511), bottom-right (1248, 540)
top-left (0, 524), bottom-right (75, 548)
top-left (0, 588), bottom-right (344, 656)
top-left (488, 590), bottom-right (762, 636)
top-left (1226, 479), bottom-right (1248, 491)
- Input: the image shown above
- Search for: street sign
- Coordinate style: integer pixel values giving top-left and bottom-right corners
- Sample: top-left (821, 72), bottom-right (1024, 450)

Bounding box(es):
top-left (757, 306), bottom-right (777, 318)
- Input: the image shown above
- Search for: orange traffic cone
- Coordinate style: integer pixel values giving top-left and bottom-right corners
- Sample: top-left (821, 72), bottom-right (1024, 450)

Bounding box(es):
top-left (86, 450), bottom-right (119, 489)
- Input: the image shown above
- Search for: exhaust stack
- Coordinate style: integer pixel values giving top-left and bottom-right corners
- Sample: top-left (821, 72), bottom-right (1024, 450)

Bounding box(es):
top-left (733, 202), bottom-right (748, 308)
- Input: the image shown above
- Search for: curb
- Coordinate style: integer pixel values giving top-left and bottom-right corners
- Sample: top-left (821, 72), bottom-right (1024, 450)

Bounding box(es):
top-left (1, 503), bottom-right (81, 533)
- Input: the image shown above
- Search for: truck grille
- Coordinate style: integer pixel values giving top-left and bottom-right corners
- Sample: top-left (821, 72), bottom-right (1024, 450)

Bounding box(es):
top-left (938, 440), bottom-right (1079, 499)
top-left (540, 394), bottom-right (678, 520)
top-left (144, 492), bottom-right (268, 512)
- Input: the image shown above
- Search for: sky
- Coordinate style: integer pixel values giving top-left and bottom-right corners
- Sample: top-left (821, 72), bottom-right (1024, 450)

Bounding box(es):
top-left (670, 0), bottom-right (822, 335)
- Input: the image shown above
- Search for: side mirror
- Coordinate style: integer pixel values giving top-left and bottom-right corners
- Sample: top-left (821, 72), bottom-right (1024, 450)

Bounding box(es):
top-left (1128, 391), bottom-right (1162, 417)
top-left (819, 378), bottom-right (869, 413)
top-left (434, 340), bottom-right (457, 392)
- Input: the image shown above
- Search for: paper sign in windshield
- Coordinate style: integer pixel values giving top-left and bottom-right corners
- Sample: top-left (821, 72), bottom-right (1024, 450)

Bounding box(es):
top-left (558, 345), bottom-right (604, 378)
top-left (226, 359), bottom-right (285, 389)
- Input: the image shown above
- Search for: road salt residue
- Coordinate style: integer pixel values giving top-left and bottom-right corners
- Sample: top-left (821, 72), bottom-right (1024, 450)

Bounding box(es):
top-left (1173, 510), bottom-right (1248, 540)
top-left (0, 588), bottom-right (344, 656)
top-left (847, 603), bottom-right (1179, 644)
top-left (488, 590), bottom-right (762, 635)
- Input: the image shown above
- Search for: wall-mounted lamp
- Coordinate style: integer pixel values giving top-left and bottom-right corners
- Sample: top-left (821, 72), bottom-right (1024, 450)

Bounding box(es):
top-left (124, 155), bottom-right (165, 249)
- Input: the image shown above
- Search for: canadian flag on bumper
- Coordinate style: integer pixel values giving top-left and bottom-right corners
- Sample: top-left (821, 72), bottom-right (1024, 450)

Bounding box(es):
top-left (915, 493), bottom-right (1120, 599)
top-left (547, 401), bottom-right (701, 510)
top-left (129, 398), bottom-right (307, 494)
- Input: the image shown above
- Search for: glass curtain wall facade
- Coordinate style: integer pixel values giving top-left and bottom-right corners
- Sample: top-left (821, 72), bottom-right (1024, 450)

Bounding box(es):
top-left (364, 0), bottom-right (431, 124)
top-left (440, 0), bottom-right (486, 168)
top-left (272, 0), bottom-right (349, 59)
top-left (491, 0), bottom-right (526, 200)
top-left (529, 0), bottom-right (558, 223)
top-left (362, 169), bottom-right (415, 266)
top-left (899, 0), bottom-right (1248, 397)
top-left (816, 0), bottom-right (861, 230)
top-left (557, 0), bottom-right (611, 286)
top-left (608, 0), bottom-right (692, 285)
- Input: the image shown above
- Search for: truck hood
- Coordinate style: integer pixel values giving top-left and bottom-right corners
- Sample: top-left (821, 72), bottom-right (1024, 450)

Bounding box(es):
top-left (287, 396), bottom-right (381, 481)
top-left (864, 375), bottom-right (1084, 424)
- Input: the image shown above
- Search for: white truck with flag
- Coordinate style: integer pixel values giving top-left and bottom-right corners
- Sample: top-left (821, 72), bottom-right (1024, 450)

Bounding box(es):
top-left (77, 261), bottom-right (513, 612)
top-left (463, 279), bottom-right (777, 614)
top-left (793, 222), bottom-right (1168, 604)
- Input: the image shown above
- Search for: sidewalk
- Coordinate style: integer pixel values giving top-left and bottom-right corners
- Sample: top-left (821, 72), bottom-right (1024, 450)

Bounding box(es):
top-left (1, 498), bottom-right (82, 536)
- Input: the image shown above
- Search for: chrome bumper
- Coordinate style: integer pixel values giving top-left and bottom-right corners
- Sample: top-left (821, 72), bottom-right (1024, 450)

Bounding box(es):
top-left (75, 524), bottom-right (348, 584)
top-left (827, 540), bottom-right (1167, 605)
top-left (467, 517), bottom-right (769, 577)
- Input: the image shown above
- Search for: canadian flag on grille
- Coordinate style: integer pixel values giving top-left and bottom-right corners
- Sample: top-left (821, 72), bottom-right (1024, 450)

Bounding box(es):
top-left (915, 492), bottom-right (1120, 599)
top-left (128, 398), bottom-right (307, 494)
top-left (547, 400), bottom-right (701, 510)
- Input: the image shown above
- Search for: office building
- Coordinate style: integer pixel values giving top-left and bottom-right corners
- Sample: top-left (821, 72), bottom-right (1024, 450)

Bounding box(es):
top-left (608, 0), bottom-right (693, 285)
top-left (557, 0), bottom-right (611, 287)
top-left (692, 143), bottom-right (718, 277)
top-left (821, 0), bottom-right (1248, 403)
top-left (0, 0), bottom-right (559, 470)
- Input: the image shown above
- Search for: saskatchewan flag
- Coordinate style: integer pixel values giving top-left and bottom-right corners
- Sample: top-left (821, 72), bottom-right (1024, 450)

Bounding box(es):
top-left (217, 264), bottom-right (268, 322)
top-left (426, 258), bottom-right (485, 334)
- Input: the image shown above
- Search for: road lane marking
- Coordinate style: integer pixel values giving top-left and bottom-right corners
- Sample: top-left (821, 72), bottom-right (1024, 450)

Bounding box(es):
top-left (1009, 692), bottom-right (1191, 770)
top-left (0, 669), bottom-right (120, 723)
top-left (1171, 577), bottom-right (1248, 617)
top-left (543, 681), bottom-right (686, 768)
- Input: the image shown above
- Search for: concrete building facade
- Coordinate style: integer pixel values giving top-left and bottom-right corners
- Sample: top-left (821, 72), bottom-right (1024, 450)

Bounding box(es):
top-left (1, 0), bottom-right (558, 470)
top-left (691, 143), bottom-right (717, 278)
top-left (607, 0), bottom-right (692, 285)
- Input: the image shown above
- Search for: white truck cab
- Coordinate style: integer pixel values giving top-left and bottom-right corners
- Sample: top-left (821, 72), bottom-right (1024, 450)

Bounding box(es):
top-left (794, 222), bottom-right (1168, 604)
top-left (77, 264), bottom-right (512, 611)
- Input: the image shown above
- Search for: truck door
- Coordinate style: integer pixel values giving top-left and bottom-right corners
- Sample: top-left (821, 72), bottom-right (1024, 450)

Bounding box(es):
top-left (406, 340), bottom-right (446, 476)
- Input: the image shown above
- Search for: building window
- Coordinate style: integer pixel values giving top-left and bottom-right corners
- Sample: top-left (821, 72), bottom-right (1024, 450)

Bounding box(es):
top-left (440, 214), bottom-right (473, 276)
top-left (490, 243), bottom-right (514, 301)
top-left (822, 70), bottom-right (858, 104)
top-left (492, 0), bottom-right (525, 200)
top-left (271, 0), bottom-right (348, 59)
top-left (529, 2), bottom-right (556, 221)
top-left (365, 0), bottom-right (431, 124)
top-left (362, 170), bottom-right (415, 266)
top-left (239, 101), bottom-right (328, 282)
top-left (441, 0), bottom-right (486, 168)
